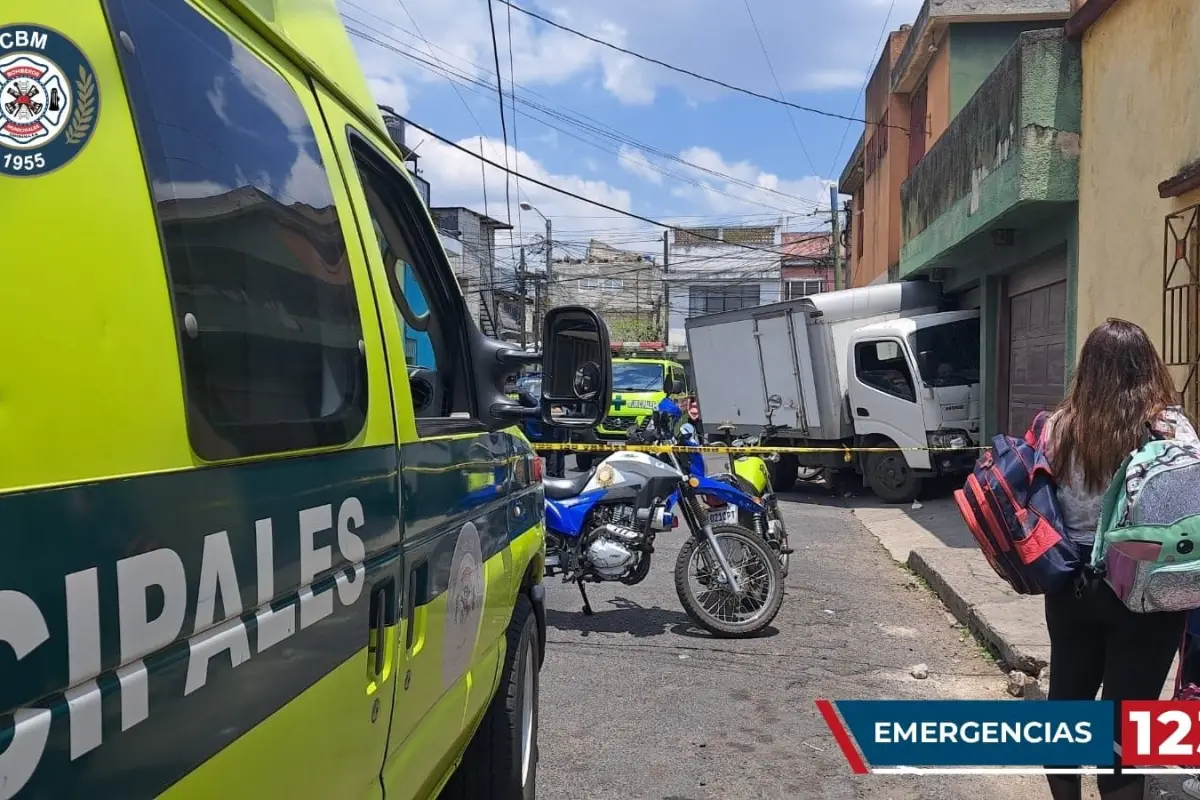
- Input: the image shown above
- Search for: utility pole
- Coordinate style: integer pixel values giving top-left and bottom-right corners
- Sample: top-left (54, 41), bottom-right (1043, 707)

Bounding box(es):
top-left (661, 230), bottom-right (670, 344)
top-left (532, 276), bottom-right (542, 349)
top-left (518, 246), bottom-right (528, 350)
top-left (543, 217), bottom-right (553, 314)
top-left (830, 183), bottom-right (844, 291)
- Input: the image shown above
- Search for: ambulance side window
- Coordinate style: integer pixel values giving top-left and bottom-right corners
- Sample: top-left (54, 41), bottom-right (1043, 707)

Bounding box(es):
top-left (107, 0), bottom-right (368, 460)
top-left (351, 135), bottom-right (477, 432)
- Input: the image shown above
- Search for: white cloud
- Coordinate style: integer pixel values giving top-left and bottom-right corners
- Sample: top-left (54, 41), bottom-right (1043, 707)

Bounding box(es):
top-left (415, 133), bottom-right (661, 262)
top-left (343, 0), bottom-right (924, 109)
top-left (617, 146), bottom-right (663, 185)
top-left (669, 146), bottom-right (832, 219)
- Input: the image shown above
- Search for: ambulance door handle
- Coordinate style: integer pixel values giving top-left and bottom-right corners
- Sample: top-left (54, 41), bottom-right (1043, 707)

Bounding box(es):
top-left (370, 585), bottom-right (387, 676)
top-left (405, 560), bottom-right (429, 655)
top-left (366, 577), bottom-right (396, 680)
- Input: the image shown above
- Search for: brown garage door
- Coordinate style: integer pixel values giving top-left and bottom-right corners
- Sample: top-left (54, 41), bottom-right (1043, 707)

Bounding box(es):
top-left (1006, 280), bottom-right (1067, 435)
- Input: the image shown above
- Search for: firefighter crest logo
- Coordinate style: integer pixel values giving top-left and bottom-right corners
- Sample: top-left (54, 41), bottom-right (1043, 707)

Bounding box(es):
top-left (0, 25), bottom-right (99, 177)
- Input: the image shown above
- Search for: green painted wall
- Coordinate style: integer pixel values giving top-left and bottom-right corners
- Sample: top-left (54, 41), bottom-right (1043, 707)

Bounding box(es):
top-left (979, 276), bottom-right (1002, 441)
top-left (949, 22), bottom-right (1064, 118)
top-left (1065, 212), bottom-right (1080, 379)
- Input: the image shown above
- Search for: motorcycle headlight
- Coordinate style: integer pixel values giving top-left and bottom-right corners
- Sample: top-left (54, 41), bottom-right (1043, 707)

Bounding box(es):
top-left (928, 429), bottom-right (971, 450)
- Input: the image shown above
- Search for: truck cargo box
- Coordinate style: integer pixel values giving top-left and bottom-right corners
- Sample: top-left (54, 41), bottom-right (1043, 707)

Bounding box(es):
top-left (685, 281), bottom-right (944, 441)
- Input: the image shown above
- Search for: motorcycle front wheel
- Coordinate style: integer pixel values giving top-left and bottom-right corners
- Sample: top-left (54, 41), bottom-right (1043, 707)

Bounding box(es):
top-left (674, 525), bottom-right (784, 638)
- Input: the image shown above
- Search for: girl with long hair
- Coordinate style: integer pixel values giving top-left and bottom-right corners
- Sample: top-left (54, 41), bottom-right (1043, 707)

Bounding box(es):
top-left (1042, 319), bottom-right (1199, 800)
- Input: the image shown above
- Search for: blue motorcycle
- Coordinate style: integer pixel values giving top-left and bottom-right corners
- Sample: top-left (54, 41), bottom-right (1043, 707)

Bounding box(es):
top-left (644, 399), bottom-right (792, 577)
top-left (541, 405), bottom-right (785, 638)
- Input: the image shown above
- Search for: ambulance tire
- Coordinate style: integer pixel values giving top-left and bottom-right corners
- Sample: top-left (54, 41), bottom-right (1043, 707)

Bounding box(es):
top-left (574, 452), bottom-right (594, 472)
top-left (442, 594), bottom-right (539, 800)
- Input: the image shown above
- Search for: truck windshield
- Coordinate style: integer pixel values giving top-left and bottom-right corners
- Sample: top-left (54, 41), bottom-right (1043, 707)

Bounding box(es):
top-left (612, 363), bottom-right (664, 392)
top-left (909, 319), bottom-right (981, 387)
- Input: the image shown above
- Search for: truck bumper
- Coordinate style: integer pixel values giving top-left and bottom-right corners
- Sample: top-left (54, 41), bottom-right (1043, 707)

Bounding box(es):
top-left (932, 449), bottom-right (979, 476)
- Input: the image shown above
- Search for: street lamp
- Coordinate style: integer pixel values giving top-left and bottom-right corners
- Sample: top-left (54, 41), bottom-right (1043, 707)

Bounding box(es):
top-left (519, 202), bottom-right (553, 345)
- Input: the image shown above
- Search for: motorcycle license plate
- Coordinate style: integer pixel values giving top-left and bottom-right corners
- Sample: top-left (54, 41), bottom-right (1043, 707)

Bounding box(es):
top-left (708, 505), bottom-right (739, 526)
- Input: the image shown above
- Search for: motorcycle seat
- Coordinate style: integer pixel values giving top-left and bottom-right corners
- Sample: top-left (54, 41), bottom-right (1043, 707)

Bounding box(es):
top-left (542, 469), bottom-right (594, 500)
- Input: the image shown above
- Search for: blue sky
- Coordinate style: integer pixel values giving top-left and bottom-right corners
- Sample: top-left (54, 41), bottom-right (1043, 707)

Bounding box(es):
top-left (342, 0), bottom-right (923, 266)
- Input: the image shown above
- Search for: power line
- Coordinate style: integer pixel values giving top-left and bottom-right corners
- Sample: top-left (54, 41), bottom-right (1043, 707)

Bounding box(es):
top-left (392, 122), bottom-right (793, 255)
top-left (345, 22), bottom-right (822, 216)
top-left (341, 10), bottom-right (825, 212)
top-left (463, 234), bottom-right (833, 296)
top-left (391, 0), bottom-right (503, 181)
top-left (496, 0), bottom-right (909, 133)
top-left (504, 0), bottom-right (525, 248)
top-left (741, 0), bottom-right (819, 178)
top-left (484, 0), bottom-right (514, 229)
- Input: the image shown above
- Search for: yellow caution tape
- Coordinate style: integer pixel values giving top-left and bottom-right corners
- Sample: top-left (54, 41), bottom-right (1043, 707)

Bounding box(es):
top-left (532, 442), bottom-right (985, 458)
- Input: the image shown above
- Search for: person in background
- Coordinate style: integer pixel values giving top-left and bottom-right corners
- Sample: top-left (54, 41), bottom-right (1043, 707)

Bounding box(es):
top-left (1041, 319), bottom-right (1199, 800)
top-left (685, 395), bottom-right (704, 443)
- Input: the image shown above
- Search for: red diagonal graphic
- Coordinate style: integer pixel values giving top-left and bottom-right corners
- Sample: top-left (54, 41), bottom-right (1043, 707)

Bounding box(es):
top-left (816, 699), bottom-right (869, 775)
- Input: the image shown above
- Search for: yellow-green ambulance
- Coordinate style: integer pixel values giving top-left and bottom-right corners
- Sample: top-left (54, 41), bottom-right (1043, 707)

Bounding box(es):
top-left (0, 1), bottom-right (610, 798)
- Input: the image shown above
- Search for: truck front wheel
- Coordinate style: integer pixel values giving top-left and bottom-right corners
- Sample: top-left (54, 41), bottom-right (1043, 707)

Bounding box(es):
top-left (865, 449), bottom-right (922, 504)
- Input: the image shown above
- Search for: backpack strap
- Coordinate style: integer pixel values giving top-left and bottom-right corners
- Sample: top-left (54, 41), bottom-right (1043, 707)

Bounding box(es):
top-left (1027, 410), bottom-right (1053, 449)
top-left (1139, 421), bottom-right (1155, 449)
top-left (1093, 452), bottom-right (1135, 568)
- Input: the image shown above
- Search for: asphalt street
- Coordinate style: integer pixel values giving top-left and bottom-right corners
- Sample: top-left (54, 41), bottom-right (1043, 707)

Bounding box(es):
top-left (537, 474), bottom-right (1056, 800)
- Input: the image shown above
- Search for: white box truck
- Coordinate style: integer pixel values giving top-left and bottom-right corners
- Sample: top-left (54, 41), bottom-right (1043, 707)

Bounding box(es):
top-left (685, 281), bottom-right (981, 503)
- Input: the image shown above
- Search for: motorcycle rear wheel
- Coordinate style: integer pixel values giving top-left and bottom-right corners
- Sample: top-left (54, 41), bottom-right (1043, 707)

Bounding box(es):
top-left (674, 525), bottom-right (784, 638)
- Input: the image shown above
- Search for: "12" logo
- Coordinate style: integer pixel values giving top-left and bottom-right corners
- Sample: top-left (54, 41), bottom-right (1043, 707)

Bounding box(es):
top-left (1123, 701), bottom-right (1200, 766)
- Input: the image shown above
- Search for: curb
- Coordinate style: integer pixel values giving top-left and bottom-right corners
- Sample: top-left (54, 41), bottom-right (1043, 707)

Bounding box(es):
top-left (907, 547), bottom-right (1051, 675)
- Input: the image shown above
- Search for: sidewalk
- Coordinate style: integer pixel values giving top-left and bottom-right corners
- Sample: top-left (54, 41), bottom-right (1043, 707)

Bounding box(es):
top-left (856, 495), bottom-right (1052, 674)
top-left (850, 491), bottom-right (1189, 799)
top-left (850, 492), bottom-right (1182, 682)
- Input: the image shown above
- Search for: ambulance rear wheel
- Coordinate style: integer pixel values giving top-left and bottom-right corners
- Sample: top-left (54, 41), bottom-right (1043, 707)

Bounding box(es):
top-left (442, 594), bottom-right (539, 800)
top-left (574, 452), bottom-right (594, 472)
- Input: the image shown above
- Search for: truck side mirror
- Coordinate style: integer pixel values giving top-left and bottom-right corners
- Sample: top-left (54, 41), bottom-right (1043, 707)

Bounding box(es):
top-left (540, 306), bottom-right (612, 428)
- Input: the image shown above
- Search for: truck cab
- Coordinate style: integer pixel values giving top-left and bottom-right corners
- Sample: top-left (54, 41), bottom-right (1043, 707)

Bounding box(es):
top-left (846, 311), bottom-right (981, 499)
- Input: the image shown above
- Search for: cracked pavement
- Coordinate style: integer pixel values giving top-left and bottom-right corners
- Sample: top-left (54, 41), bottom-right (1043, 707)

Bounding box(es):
top-left (537, 482), bottom-right (1060, 800)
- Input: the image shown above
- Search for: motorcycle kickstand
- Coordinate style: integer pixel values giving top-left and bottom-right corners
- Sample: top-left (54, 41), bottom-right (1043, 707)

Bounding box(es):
top-left (576, 579), bottom-right (594, 616)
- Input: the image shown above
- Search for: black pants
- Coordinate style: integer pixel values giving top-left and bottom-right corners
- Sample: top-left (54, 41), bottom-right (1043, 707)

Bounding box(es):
top-left (1044, 578), bottom-right (1185, 800)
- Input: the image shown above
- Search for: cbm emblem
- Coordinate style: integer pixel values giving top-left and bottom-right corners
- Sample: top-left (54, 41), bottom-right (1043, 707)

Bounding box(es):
top-left (0, 24), bottom-right (100, 177)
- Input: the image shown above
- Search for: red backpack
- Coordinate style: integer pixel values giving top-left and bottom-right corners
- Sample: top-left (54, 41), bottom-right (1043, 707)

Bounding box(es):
top-left (953, 412), bottom-right (1081, 595)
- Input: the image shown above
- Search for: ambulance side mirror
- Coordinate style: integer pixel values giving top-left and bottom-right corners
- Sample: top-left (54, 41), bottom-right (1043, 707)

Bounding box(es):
top-left (540, 306), bottom-right (611, 429)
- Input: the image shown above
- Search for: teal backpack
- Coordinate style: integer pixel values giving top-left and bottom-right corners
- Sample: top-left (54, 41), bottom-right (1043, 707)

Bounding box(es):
top-left (1091, 423), bottom-right (1200, 613)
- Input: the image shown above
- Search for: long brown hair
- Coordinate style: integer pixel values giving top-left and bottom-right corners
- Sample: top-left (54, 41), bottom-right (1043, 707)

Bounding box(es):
top-left (1051, 318), bottom-right (1178, 492)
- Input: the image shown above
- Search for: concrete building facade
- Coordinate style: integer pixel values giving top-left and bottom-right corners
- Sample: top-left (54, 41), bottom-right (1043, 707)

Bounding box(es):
top-left (780, 232), bottom-right (837, 298)
top-left (840, 1), bottom-right (1072, 293)
top-left (1069, 0), bottom-right (1200, 420)
top-left (430, 206), bottom-right (517, 342)
top-left (664, 224), bottom-right (783, 349)
top-left (551, 240), bottom-right (664, 342)
top-left (899, 23), bottom-right (1078, 440)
